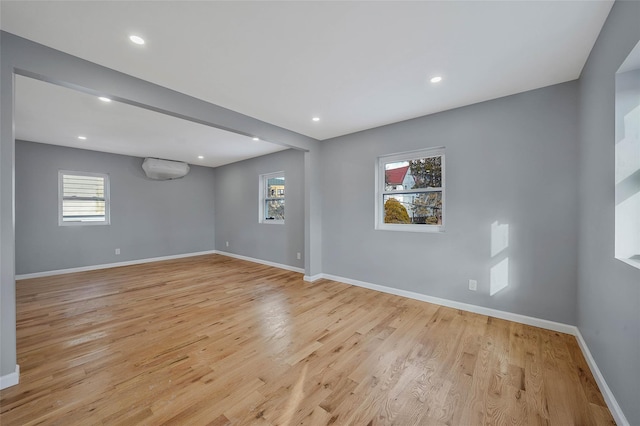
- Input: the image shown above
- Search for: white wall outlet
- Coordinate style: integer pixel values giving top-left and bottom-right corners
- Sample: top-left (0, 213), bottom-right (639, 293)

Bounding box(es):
top-left (469, 279), bottom-right (478, 291)
top-left (225, 241), bottom-right (229, 247)
top-left (297, 252), bottom-right (301, 260)
top-left (115, 248), bottom-right (120, 255)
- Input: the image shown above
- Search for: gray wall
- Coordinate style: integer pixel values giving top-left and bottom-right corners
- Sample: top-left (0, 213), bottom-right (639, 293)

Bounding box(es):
top-left (214, 149), bottom-right (305, 270)
top-left (320, 81), bottom-right (580, 325)
top-left (0, 31), bottom-right (17, 380)
top-left (15, 140), bottom-right (216, 275)
top-left (577, 1), bottom-right (640, 423)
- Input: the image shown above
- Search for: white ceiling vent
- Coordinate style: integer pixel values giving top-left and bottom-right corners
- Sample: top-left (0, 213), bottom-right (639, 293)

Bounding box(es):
top-left (142, 158), bottom-right (190, 180)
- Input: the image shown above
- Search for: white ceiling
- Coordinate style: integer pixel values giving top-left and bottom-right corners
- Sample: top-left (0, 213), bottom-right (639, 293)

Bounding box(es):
top-left (1, 0), bottom-right (614, 165)
top-left (14, 76), bottom-right (287, 168)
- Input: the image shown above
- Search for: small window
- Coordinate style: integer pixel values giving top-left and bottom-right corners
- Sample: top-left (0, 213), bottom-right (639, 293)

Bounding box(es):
top-left (259, 172), bottom-right (285, 224)
top-left (376, 147), bottom-right (445, 232)
top-left (58, 171), bottom-right (110, 226)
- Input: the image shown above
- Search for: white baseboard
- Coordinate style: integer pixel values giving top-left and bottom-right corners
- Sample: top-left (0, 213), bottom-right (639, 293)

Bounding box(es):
top-left (16, 250), bottom-right (304, 280)
top-left (315, 272), bottom-right (627, 423)
top-left (215, 251), bottom-right (304, 274)
top-left (0, 365), bottom-right (19, 389)
top-left (303, 273), bottom-right (324, 282)
top-left (15, 250), bottom-right (218, 280)
top-left (575, 330), bottom-right (629, 426)
top-left (318, 273), bottom-right (576, 334)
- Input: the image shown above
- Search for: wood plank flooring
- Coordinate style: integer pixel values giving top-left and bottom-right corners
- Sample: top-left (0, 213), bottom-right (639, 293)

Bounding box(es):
top-left (1, 254), bottom-right (614, 425)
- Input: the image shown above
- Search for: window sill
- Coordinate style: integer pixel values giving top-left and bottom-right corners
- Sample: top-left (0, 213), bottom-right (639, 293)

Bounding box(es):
top-left (59, 221), bottom-right (110, 227)
top-left (261, 220), bottom-right (285, 225)
top-left (617, 256), bottom-right (640, 271)
top-left (376, 223), bottom-right (444, 233)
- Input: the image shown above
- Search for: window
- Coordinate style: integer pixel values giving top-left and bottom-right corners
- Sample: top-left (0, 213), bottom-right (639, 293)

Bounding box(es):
top-left (259, 172), bottom-right (285, 224)
top-left (376, 147), bottom-right (445, 232)
top-left (58, 171), bottom-right (110, 226)
top-left (615, 40), bottom-right (640, 269)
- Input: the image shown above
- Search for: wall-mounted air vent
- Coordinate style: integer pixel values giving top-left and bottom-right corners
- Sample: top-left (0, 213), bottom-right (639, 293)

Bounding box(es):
top-left (142, 158), bottom-right (190, 180)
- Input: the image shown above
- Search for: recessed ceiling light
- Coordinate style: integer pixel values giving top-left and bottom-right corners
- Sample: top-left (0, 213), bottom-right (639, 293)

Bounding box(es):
top-left (98, 97), bottom-right (112, 102)
top-left (78, 136), bottom-right (87, 140)
top-left (312, 117), bottom-right (320, 122)
top-left (198, 155), bottom-right (204, 159)
top-left (129, 35), bottom-right (145, 45)
top-left (430, 76), bottom-right (443, 83)
top-left (252, 137), bottom-right (259, 141)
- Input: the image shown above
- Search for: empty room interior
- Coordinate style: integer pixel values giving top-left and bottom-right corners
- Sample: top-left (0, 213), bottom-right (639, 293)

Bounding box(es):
top-left (1, 1), bottom-right (639, 425)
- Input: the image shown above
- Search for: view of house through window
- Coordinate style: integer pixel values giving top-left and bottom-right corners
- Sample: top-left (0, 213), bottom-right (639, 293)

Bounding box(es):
top-left (260, 172), bottom-right (285, 223)
top-left (59, 171), bottom-right (110, 225)
top-left (377, 147), bottom-right (445, 232)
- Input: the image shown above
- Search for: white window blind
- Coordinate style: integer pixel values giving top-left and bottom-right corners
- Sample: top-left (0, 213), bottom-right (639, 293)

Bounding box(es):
top-left (59, 171), bottom-right (110, 225)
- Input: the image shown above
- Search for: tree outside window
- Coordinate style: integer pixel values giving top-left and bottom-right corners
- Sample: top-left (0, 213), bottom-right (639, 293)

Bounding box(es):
top-left (377, 148), bottom-right (445, 232)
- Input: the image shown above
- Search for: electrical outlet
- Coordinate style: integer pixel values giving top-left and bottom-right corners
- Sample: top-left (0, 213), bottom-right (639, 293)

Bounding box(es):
top-left (115, 248), bottom-right (120, 255)
top-left (297, 252), bottom-right (301, 260)
top-left (225, 241), bottom-right (229, 247)
top-left (468, 279), bottom-right (477, 291)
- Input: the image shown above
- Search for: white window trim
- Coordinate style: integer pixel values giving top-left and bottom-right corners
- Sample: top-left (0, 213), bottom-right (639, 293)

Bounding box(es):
top-left (614, 42), bottom-right (640, 270)
top-left (259, 171), bottom-right (285, 225)
top-left (58, 170), bottom-right (111, 226)
top-left (375, 147), bottom-right (445, 233)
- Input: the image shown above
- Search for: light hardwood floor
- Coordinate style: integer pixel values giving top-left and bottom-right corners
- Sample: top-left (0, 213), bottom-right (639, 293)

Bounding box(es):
top-left (1, 254), bottom-right (614, 425)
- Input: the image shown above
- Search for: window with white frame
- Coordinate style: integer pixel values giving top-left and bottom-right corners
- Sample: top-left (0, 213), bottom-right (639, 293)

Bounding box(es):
top-left (376, 147), bottom-right (445, 232)
top-left (615, 41), bottom-right (640, 269)
top-left (58, 171), bottom-right (110, 226)
top-left (259, 172), bottom-right (285, 224)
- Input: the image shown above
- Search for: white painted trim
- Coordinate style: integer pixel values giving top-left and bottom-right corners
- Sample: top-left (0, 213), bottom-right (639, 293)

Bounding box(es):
top-left (575, 330), bottom-right (630, 426)
top-left (617, 257), bottom-right (640, 271)
top-left (215, 251), bottom-right (304, 274)
top-left (319, 273), bottom-right (576, 334)
top-left (0, 365), bottom-right (19, 389)
top-left (303, 274), bottom-right (324, 282)
top-left (15, 249), bottom-right (304, 280)
top-left (58, 170), bottom-right (111, 226)
top-left (259, 171), bottom-right (285, 225)
top-left (15, 250), bottom-right (218, 280)
top-left (375, 147), bottom-right (446, 233)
